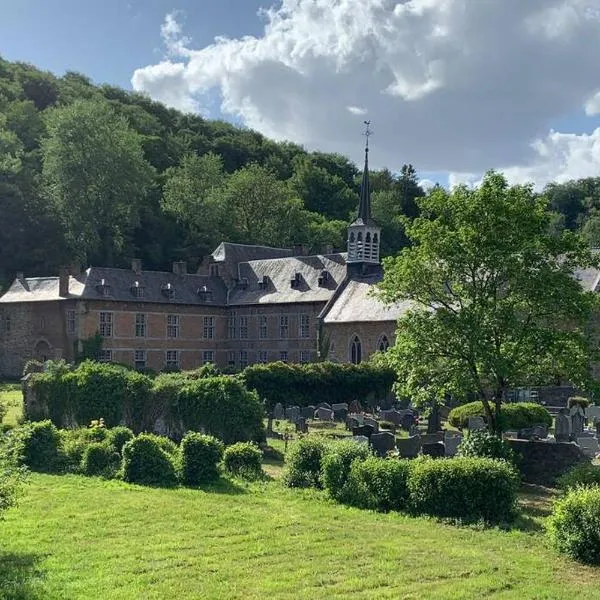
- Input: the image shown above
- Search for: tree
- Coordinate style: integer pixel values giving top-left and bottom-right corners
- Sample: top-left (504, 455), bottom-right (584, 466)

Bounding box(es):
top-left (41, 99), bottom-right (154, 264)
top-left (377, 171), bottom-right (599, 434)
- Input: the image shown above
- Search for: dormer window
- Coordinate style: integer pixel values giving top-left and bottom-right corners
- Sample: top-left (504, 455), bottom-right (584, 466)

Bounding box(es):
top-left (318, 270), bottom-right (330, 286)
top-left (197, 285), bottom-right (213, 302)
top-left (258, 275), bottom-right (270, 289)
top-left (290, 272), bottom-right (302, 289)
top-left (131, 281), bottom-right (144, 298)
top-left (96, 279), bottom-right (111, 296)
top-left (161, 282), bottom-right (175, 299)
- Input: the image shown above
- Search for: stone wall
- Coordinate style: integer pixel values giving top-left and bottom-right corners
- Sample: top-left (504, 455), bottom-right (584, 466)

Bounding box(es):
top-left (507, 439), bottom-right (588, 486)
top-left (323, 320), bottom-right (395, 364)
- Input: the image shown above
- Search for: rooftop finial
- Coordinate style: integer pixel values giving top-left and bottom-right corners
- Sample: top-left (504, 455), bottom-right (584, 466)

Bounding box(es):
top-left (363, 120), bottom-right (372, 152)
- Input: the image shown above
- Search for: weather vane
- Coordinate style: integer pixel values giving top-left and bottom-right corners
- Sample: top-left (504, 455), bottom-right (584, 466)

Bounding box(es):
top-left (363, 120), bottom-right (372, 150)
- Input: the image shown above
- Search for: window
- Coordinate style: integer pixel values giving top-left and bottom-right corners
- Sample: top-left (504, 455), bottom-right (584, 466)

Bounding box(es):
top-left (99, 312), bottom-right (113, 337)
top-left (40, 317), bottom-right (46, 331)
top-left (259, 315), bottom-right (268, 339)
top-left (300, 350), bottom-right (310, 363)
top-left (203, 316), bottom-right (215, 339)
top-left (299, 314), bottom-right (310, 338)
top-left (66, 310), bottom-right (76, 334)
top-left (279, 351), bottom-right (288, 363)
top-left (280, 315), bottom-right (289, 339)
top-left (350, 335), bottom-right (362, 365)
top-left (239, 350), bottom-right (248, 369)
top-left (167, 314), bottom-right (179, 338)
top-left (209, 264), bottom-right (219, 277)
top-left (378, 335), bottom-right (390, 352)
top-left (258, 350), bottom-right (268, 363)
top-left (99, 349), bottom-right (112, 363)
top-left (135, 313), bottom-right (146, 337)
top-left (165, 350), bottom-right (179, 370)
top-left (228, 313), bottom-right (237, 339)
top-left (239, 316), bottom-right (248, 339)
top-left (4, 315), bottom-right (10, 332)
top-left (134, 350), bottom-right (146, 370)
top-left (227, 351), bottom-right (236, 367)
top-left (203, 350), bottom-right (214, 364)
top-left (131, 282), bottom-right (144, 298)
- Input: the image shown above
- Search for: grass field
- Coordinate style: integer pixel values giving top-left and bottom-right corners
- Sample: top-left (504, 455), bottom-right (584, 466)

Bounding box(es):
top-left (1, 474), bottom-right (600, 599)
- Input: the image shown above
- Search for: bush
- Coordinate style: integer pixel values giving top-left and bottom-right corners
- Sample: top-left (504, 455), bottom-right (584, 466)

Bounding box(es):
top-left (448, 401), bottom-right (551, 431)
top-left (223, 442), bottom-right (263, 479)
top-left (557, 462), bottom-right (600, 491)
top-left (106, 426), bottom-right (134, 455)
top-left (457, 430), bottom-right (517, 466)
top-left (180, 432), bottom-right (223, 485)
top-left (321, 440), bottom-right (371, 502)
top-left (10, 420), bottom-right (64, 473)
top-left (0, 454), bottom-right (26, 519)
top-left (283, 436), bottom-right (329, 488)
top-left (547, 486), bottom-right (600, 564)
top-left (568, 396), bottom-right (590, 410)
top-left (408, 457), bottom-right (519, 523)
top-left (80, 442), bottom-right (119, 477)
top-left (122, 434), bottom-right (178, 487)
top-left (346, 456), bottom-right (413, 512)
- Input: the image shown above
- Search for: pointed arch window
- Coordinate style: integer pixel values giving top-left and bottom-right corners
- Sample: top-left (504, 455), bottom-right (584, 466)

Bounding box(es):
top-left (373, 233), bottom-right (378, 244)
top-left (377, 334), bottom-right (390, 352)
top-left (349, 231), bottom-right (355, 243)
top-left (350, 335), bottom-right (362, 364)
top-left (357, 232), bottom-right (363, 242)
top-left (366, 232), bottom-right (371, 242)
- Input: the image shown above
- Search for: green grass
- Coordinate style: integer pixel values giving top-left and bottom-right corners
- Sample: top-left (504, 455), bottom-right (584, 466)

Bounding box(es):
top-left (2, 475), bottom-right (600, 599)
top-left (0, 383), bottom-right (23, 426)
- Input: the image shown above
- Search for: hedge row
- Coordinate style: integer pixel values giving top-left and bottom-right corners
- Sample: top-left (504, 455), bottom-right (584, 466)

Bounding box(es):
top-left (448, 401), bottom-right (552, 431)
top-left (241, 361), bottom-right (396, 410)
top-left (27, 361), bottom-right (265, 443)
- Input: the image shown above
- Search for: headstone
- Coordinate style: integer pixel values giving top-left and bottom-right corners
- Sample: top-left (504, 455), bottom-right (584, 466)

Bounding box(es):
top-left (577, 437), bottom-right (600, 458)
top-left (370, 431), bottom-right (396, 457)
top-left (285, 406), bottom-right (300, 422)
top-left (444, 433), bottom-right (462, 456)
top-left (352, 424), bottom-right (375, 438)
top-left (468, 416), bottom-right (486, 431)
top-left (421, 432), bottom-right (444, 445)
top-left (380, 409), bottom-right (403, 427)
top-left (302, 405), bottom-right (316, 419)
top-left (314, 407), bottom-right (334, 421)
top-left (555, 408), bottom-right (571, 443)
top-left (348, 400), bottom-right (362, 414)
top-left (422, 442), bottom-right (445, 458)
top-left (273, 402), bottom-right (284, 420)
top-left (332, 405), bottom-right (348, 421)
top-left (316, 402), bottom-right (332, 410)
top-left (346, 416), bottom-right (360, 431)
top-left (295, 417), bottom-right (308, 434)
top-left (427, 404), bottom-right (442, 434)
top-left (331, 403), bottom-right (349, 412)
top-left (585, 405), bottom-right (600, 422)
top-left (518, 425), bottom-right (548, 441)
top-left (363, 417), bottom-right (379, 433)
top-left (401, 412), bottom-right (416, 431)
top-left (409, 424), bottom-right (420, 437)
top-left (352, 435), bottom-right (369, 445)
top-left (570, 405), bottom-right (585, 440)
top-left (396, 435), bottom-right (421, 458)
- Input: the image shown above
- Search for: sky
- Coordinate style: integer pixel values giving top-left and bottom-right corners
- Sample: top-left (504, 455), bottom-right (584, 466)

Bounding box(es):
top-left (2, 0), bottom-right (600, 189)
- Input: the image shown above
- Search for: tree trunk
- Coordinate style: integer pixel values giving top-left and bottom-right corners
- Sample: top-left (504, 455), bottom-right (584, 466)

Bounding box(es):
top-left (492, 384), bottom-right (505, 437)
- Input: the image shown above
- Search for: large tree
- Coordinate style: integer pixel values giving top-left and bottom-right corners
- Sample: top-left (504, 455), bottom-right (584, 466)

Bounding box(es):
top-left (378, 172), bottom-right (600, 434)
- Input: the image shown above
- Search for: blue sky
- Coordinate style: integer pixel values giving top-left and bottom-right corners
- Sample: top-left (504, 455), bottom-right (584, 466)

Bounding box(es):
top-left (1, 1), bottom-right (599, 188)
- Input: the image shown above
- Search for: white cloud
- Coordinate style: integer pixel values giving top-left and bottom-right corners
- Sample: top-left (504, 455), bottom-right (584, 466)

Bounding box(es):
top-left (132, 1), bottom-right (600, 182)
top-left (347, 106), bottom-right (367, 116)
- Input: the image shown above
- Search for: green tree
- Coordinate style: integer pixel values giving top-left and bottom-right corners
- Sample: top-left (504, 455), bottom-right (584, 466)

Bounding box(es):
top-left (378, 171), bottom-right (599, 434)
top-left (41, 99), bottom-right (154, 264)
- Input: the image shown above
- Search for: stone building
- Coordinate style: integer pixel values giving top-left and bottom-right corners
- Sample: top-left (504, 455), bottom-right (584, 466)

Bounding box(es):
top-left (0, 140), bottom-right (408, 378)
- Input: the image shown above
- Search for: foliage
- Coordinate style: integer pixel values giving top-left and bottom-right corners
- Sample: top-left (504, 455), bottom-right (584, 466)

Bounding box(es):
top-left (456, 430), bottom-right (517, 466)
top-left (106, 426), bottom-right (134, 456)
top-left (567, 396), bottom-right (590, 410)
top-left (80, 442), bottom-right (120, 478)
top-left (547, 486), bottom-right (600, 565)
top-left (557, 462), bottom-right (600, 491)
top-left (75, 333), bottom-right (104, 363)
top-left (283, 436), bottom-right (329, 488)
top-left (448, 401), bottom-right (552, 431)
top-left (378, 172), bottom-right (600, 434)
top-left (408, 457), bottom-right (519, 524)
top-left (223, 442), bottom-right (263, 480)
top-left (121, 434), bottom-right (178, 487)
top-left (9, 420), bottom-right (64, 473)
top-left (60, 426), bottom-right (107, 472)
top-left (180, 432), bottom-right (223, 486)
top-left (0, 451), bottom-right (26, 519)
top-left (345, 456), bottom-right (413, 512)
top-left (321, 439), bottom-right (371, 502)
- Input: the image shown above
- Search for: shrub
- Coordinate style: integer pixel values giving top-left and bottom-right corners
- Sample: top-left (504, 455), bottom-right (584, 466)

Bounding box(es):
top-left (345, 456), bottom-right (413, 512)
top-left (448, 401), bottom-right (551, 431)
top-left (547, 486), bottom-right (600, 564)
top-left (457, 430), bottom-right (517, 466)
top-left (557, 462), bottom-right (600, 491)
top-left (568, 396), bottom-right (590, 410)
top-left (180, 432), bottom-right (224, 485)
top-left (408, 457), bottom-right (519, 524)
top-left (122, 434), bottom-right (178, 487)
top-left (80, 442), bottom-right (120, 477)
top-left (0, 401), bottom-right (6, 423)
top-left (321, 440), bottom-right (371, 502)
top-left (283, 436), bottom-right (329, 488)
top-left (10, 420), bottom-right (64, 473)
top-left (223, 442), bottom-right (263, 479)
top-left (0, 453), bottom-right (26, 518)
top-left (106, 426), bottom-right (134, 455)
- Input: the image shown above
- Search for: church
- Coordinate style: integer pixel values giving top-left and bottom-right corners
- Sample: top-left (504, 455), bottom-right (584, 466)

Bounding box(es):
top-left (0, 139), bottom-right (409, 378)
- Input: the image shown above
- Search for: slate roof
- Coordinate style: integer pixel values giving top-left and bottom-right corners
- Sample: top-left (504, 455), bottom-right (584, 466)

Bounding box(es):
top-left (228, 253), bottom-right (347, 306)
top-left (211, 242), bottom-right (293, 265)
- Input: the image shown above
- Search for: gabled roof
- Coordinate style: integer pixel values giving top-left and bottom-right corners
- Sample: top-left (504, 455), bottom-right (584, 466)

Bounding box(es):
top-left (211, 242), bottom-right (293, 264)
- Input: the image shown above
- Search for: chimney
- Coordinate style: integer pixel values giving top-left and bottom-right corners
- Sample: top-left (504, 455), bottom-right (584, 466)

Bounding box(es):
top-left (323, 244), bottom-right (333, 255)
top-left (301, 244), bottom-right (309, 256)
top-left (173, 261), bottom-right (187, 276)
top-left (69, 262), bottom-right (82, 277)
top-left (59, 267), bottom-right (69, 297)
top-left (131, 258), bottom-right (142, 275)
top-left (292, 244), bottom-right (302, 256)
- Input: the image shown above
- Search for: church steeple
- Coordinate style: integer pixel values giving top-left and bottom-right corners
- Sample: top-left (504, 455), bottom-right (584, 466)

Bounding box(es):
top-left (347, 121), bottom-right (381, 266)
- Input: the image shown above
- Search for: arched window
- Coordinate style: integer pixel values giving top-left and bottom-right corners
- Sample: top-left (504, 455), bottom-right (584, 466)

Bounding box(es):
top-left (357, 232), bottom-right (363, 242)
top-left (373, 233), bottom-right (378, 244)
top-left (377, 335), bottom-right (390, 352)
top-left (349, 232), bottom-right (355, 242)
top-left (366, 232), bottom-right (371, 242)
top-left (350, 335), bottom-right (362, 364)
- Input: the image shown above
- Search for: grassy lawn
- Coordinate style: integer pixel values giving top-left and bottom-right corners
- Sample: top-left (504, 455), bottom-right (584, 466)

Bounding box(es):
top-left (1, 475), bottom-right (600, 599)
top-left (0, 383), bottom-right (23, 427)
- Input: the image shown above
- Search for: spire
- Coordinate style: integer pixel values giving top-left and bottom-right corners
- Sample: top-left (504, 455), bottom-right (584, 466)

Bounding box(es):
top-left (357, 121), bottom-right (372, 224)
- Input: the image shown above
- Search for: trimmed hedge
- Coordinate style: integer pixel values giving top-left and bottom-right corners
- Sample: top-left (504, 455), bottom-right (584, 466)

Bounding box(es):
top-left (122, 434), bottom-right (178, 487)
top-left (547, 486), bottom-right (600, 565)
top-left (557, 462), bottom-right (600, 491)
top-left (223, 442), bottom-right (263, 479)
top-left (283, 436), bottom-right (329, 488)
top-left (10, 420), bottom-right (64, 473)
top-left (80, 442), bottom-right (120, 477)
top-left (180, 432), bottom-right (223, 485)
top-left (322, 440), bottom-right (372, 502)
top-left (408, 457), bottom-right (519, 523)
top-left (448, 401), bottom-right (552, 431)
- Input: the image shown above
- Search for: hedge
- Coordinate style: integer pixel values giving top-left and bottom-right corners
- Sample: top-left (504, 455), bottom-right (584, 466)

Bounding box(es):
top-left (448, 401), bottom-right (552, 431)
top-left (241, 361), bottom-right (396, 411)
top-left (283, 436), bottom-right (329, 488)
top-left (322, 440), bottom-right (372, 502)
top-left (223, 442), bottom-right (263, 479)
top-left (122, 434), bottom-right (178, 487)
top-left (180, 432), bottom-right (223, 485)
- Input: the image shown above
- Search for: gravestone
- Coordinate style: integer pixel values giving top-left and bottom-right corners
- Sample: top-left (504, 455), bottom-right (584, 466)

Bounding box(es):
top-left (401, 412), bottom-right (416, 431)
top-left (370, 431), bottom-right (396, 457)
top-left (570, 405), bottom-right (585, 441)
top-left (352, 435), bottom-right (369, 445)
top-left (285, 406), bottom-right (300, 422)
top-left (315, 407), bottom-right (334, 421)
top-left (332, 405), bottom-right (348, 421)
top-left (380, 409), bottom-right (403, 427)
top-left (468, 416), bottom-right (486, 431)
top-left (331, 403), bottom-right (349, 412)
top-left (555, 408), bottom-right (571, 443)
top-left (349, 400), bottom-right (362, 414)
top-left (421, 432), bottom-right (444, 445)
top-left (273, 402), bottom-right (284, 420)
top-left (577, 437), bottom-right (600, 458)
top-left (422, 442), bottom-right (445, 458)
top-left (518, 425), bottom-right (548, 441)
top-left (352, 424), bottom-right (375, 438)
top-left (346, 416), bottom-right (360, 430)
top-left (443, 433), bottom-right (462, 456)
top-left (295, 417), bottom-right (308, 434)
top-left (409, 424), bottom-right (420, 437)
top-left (317, 402), bottom-right (332, 410)
top-left (427, 404), bottom-right (442, 434)
top-left (302, 405), bottom-right (316, 419)
top-left (363, 417), bottom-right (379, 433)
top-left (396, 435), bottom-right (421, 458)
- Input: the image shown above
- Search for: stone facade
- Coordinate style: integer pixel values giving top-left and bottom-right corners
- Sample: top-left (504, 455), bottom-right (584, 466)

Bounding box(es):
top-left (324, 320), bottom-right (395, 364)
